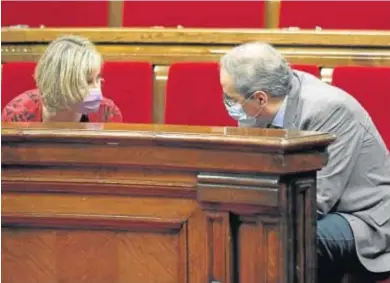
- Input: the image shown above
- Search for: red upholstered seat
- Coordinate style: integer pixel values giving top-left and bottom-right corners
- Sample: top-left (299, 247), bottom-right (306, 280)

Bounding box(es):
top-left (2, 1), bottom-right (108, 27)
top-left (332, 66), bottom-right (390, 149)
top-left (279, 1), bottom-right (390, 30)
top-left (165, 62), bottom-right (236, 126)
top-left (102, 62), bottom-right (153, 123)
top-left (292, 64), bottom-right (320, 77)
top-left (1, 62), bottom-right (37, 108)
top-left (123, 1), bottom-right (265, 28)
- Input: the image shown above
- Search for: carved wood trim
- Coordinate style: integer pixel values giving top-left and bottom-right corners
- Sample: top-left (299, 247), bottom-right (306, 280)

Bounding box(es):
top-left (197, 173), bottom-right (279, 208)
top-left (279, 174), bottom-right (317, 283)
top-left (3, 28), bottom-right (390, 47)
top-left (198, 172), bottom-right (280, 187)
top-left (206, 212), bottom-right (232, 283)
top-left (179, 221), bottom-right (189, 283)
top-left (2, 212), bottom-right (183, 232)
top-left (2, 143), bottom-right (329, 174)
top-left (2, 44), bottom-right (390, 67)
top-left (1, 124), bottom-right (335, 152)
top-left (2, 180), bottom-right (197, 198)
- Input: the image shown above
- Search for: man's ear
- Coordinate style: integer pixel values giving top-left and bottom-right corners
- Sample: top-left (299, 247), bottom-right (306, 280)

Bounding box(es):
top-left (253, 91), bottom-right (268, 106)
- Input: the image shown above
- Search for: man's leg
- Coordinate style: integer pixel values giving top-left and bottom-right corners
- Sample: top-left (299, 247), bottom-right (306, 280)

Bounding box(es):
top-left (317, 213), bottom-right (357, 283)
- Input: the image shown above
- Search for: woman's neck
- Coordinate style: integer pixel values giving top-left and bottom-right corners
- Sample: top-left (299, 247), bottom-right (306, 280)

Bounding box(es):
top-left (42, 106), bottom-right (82, 122)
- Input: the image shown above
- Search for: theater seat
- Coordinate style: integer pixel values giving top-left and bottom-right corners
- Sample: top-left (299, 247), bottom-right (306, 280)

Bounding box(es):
top-left (332, 66), bottom-right (390, 148)
top-left (292, 64), bottom-right (320, 77)
top-left (1, 62), bottom-right (37, 108)
top-left (165, 62), bottom-right (236, 126)
top-left (123, 1), bottom-right (265, 28)
top-left (2, 0), bottom-right (108, 27)
top-left (279, 1), bottom-right (390, 30)
top-left (102, 62), bottom-right (153, 123)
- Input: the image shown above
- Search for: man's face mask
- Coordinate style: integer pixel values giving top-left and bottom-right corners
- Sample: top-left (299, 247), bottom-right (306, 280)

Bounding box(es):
top-left (224, 93), bottom-right (267, 127)
top-left (76, 88), bottom-right (103, 114)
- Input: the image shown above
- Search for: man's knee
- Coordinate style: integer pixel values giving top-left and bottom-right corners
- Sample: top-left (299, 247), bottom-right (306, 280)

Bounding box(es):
top-left (317, 214), bottom-right (356, 270)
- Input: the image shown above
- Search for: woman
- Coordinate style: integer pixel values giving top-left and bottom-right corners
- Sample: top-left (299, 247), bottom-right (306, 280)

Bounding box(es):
top-left (2, 35), bottom-right (122, 122)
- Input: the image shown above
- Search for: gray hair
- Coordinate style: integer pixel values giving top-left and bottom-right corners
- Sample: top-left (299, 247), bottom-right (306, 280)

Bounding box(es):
top-left (220, 42), bottom-right (293, 98)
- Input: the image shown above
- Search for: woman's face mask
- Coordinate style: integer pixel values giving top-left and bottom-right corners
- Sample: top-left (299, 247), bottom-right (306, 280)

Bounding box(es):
top-left (76, 88), bottom-right (103, 114)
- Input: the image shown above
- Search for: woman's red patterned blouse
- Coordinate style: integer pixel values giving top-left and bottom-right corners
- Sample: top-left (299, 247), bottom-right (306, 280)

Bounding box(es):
top-left (2, 89), bottom-right (122, 122)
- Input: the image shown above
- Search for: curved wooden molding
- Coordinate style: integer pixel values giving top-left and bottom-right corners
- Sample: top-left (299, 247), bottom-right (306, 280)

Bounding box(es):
top-left (2, 28), bottom-right (390, 47)
top-left (197, 172), bottom-right (280, 214)
top-left (2, 212), bottom-right (183, 232)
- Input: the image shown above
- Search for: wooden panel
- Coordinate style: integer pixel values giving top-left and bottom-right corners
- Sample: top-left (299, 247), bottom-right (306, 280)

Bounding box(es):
top-left (2, 229), bottom-right (181, 283)
top-left (2, 230), bottom-right (56, 283)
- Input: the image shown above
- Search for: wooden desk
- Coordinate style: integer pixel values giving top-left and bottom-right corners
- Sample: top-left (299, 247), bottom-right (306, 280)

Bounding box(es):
top-left (2, 122), bottom-right (334, 283)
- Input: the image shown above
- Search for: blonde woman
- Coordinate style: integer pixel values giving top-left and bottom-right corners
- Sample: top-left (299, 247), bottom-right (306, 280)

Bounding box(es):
top-left (2, 35), bottom-right (122, 122)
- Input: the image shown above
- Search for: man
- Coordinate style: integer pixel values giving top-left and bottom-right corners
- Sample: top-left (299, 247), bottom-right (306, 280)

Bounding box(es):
top-left (220, 42), bottom-right (390, 282)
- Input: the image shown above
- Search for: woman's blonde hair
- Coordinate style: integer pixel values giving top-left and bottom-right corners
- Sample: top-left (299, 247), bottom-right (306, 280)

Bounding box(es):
top-left (35, 35), bottom-right (102, 113)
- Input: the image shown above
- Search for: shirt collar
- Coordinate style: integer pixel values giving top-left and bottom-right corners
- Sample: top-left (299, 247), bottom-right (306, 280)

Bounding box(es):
top-left (271, 96), bottom-right (288, 128)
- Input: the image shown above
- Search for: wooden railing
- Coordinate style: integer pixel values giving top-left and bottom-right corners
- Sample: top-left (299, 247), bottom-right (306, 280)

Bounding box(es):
top-left (2, 122), bottom-right (334, 283)
top-left (3, 28), bottom-right (390, 67)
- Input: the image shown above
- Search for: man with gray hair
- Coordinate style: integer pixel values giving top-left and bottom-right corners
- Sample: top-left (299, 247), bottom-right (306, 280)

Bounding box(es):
top-left (221, 42), bottom-right (390, 282)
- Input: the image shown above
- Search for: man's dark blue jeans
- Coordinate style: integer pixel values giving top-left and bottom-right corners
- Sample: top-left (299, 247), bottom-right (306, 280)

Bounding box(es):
top-left (317, 213), bottom-right (357, 283)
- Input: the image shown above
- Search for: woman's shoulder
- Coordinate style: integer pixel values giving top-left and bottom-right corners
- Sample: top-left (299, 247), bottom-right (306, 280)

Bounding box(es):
top-left (2, 89), bottom-right (42, 122)
top-left (100, 96), bottom-right (117, 107)
top-left (94, 96), bottom-right (122, 122)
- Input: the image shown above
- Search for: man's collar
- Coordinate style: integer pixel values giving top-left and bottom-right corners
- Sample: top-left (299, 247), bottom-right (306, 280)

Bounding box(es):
top-left (271, 96), bottom-right (288, 128)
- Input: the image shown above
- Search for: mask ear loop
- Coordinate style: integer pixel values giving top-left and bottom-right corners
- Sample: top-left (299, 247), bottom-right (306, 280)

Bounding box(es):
top-left (251, 92), bottom-right (267, 119)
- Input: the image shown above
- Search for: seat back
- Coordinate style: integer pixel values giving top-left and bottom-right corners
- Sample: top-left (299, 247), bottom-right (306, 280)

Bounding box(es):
top-left (102, 62), bottom-right (153, 123)
top-left (123, 1), bottom-right (265, 28)
top-left (2, 1), bottom-right (108, 27)
top-left (1, 62), bottom-right (37, 108)
top-left (279, 1), bottom-right (390, 30)
top-left (165, 62), bottom-right (236, 126)
top-left (292, 64), bottom-right (320, 78)
top-left (332, 66), bottom-right (390, 148)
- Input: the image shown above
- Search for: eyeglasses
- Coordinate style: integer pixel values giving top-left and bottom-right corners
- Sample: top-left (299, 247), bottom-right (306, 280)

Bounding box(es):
top-left (223, 92), bottom-right (256, 107)
top-left (223, 93), bottom-right (237, 107)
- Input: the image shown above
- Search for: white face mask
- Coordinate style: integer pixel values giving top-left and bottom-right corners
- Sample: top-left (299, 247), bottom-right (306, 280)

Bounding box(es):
top-left (224, 100), bottom-right (268, 128)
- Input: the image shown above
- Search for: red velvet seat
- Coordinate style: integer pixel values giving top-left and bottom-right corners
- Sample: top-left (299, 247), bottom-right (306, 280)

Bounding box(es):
top-left (332, 66), bottom-right (390, 149)
top-left (165, 62), bottom-right (236, 126)
top-left (1, 62), bottom-right (37, 109)
top-left (279, 1), bottom-right (390, 30)
top-left (2, 1), bottom-right (108, 27)
top-left (292, 64), bottom-right (320, 77)
top-left (102, 62), bottom-right (153, 123)
top-left (123, 1), bottom-right (265, 28)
